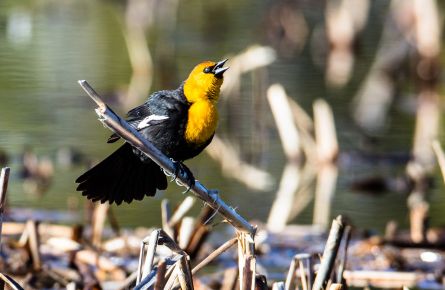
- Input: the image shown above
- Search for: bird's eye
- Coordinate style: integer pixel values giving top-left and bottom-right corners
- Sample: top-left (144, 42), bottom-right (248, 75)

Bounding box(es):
top-left (204, 67), bottom-right (212, 73)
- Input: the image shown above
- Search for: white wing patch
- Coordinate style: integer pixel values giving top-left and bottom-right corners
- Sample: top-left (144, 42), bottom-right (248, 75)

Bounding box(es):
top-left (137, 115), bottom-right (169, 129)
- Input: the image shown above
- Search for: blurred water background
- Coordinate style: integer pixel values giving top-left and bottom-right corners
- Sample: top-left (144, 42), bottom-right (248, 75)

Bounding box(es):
top-left (0, 0), bottom-right (444, 232)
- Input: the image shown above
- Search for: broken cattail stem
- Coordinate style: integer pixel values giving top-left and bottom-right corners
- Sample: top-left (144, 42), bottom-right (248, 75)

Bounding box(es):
top-left (313, 99), bottom-right (338, 164)
top-left (27, 220), bottom-right (42, 271)
top-left (178, 217), bottom-right (195, 249)
top-left (168, 196), bottom-right (195, 228)
top-left (312, 216), bottom-right (345, 290)
top-left (267, 84), bottom-right (301, 161)
top-left (161, 199), bottom-right (175, 238)
top-left (163, 263), bottom-right (180, 290)
top-left (78, 80), bottom-right (255, 235)
top-left (186, 206), bottom-right (215, 258)
top-left (313, 164), bottom-right (338, 229)
top-left (238, 232), bottom-right (256, 290)
top-left (290, 253), bottom-right (312, 290)
top-left (154, 260), bottom-right (167, 290)
top-left (139, 230), bottom-right (160, 283)
top-left (336, 225), bottom-right (351, 284)
top-left (133, 257), bottom-right (180, 290)
top-left (0, 273), bottom-right (24, 290)
top-left (133, 267), bottom-right (158, 290)
top-left (267, 162), bottom-right (301, 231)
top-left (91, 203), bottom-right (109, 247)
top-left (0, 167), bottom-right (10, 249)
top-left (284, 258), bottom-right (297, 290)
top-left (178, 256), bottom-right (194, 290)
top-left (192, 237), bottom-right (238, 275)
top-left (298, 259), bottom-right (308, 290)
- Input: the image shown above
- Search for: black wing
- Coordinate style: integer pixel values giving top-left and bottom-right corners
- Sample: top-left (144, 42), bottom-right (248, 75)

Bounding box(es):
top-left (107, 88), bottom-right (188, 144)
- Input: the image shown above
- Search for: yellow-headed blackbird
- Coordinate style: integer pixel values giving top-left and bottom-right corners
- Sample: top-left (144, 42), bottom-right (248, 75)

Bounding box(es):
top-left (76, 59), bottom-right (228, 204)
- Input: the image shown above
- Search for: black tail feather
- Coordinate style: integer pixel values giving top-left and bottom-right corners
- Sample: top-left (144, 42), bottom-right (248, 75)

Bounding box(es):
top-left (76, 143), bottom-right (167, 205)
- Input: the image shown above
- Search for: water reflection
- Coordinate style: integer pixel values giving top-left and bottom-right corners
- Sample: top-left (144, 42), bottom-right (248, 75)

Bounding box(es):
top-left (0, 0), bottom-right (443, 234)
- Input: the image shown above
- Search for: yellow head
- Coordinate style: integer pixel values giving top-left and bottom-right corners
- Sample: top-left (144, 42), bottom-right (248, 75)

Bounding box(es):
top-left (184, 59), bottom-right (228, 103)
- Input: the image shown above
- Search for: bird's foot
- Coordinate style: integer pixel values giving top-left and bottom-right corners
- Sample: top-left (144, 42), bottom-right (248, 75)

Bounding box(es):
top-left (167, 160), bottom-right (195, 192)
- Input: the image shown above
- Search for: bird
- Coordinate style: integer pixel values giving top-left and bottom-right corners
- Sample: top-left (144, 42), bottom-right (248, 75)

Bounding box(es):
top-left (76, 59), bottom-right (229, 205)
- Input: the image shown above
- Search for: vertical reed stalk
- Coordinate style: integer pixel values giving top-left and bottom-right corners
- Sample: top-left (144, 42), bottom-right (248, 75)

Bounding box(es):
top-left (312, 216), bottom-right (345, 290)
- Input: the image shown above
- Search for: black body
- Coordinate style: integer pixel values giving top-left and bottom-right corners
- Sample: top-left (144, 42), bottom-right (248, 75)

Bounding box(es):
top-left (76, 84), bottom-right (213, 204)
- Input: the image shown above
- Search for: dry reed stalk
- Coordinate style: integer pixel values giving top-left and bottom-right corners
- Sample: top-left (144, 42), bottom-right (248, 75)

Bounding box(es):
top-left (409, 91), bottom-right (440, 175)
top-left (168, 197), bottom-right (195, 228)
top-left (284, 258), bottom-right (297, 290)
top-left (267, 163), bottom-right (301, 231)
top-left (78, 80), bottom-right (255, 235)
top-left (352, 0), bottom-right (412, 133)
top-left (191, 237), bottom-right (237, 275)
top-left (133, 257), bottom-right (180, 290)
top-left (336, 225), bottom-right (351, 284)
top-left (186, 206), bottom-right (214, 258)
top-left (407, 192), bottom-right (429, 243)
top-left (432, 140), bottom-right (445, 184)
top-left (313, 164), bottom-right (338, 229)
top-left (134, 229), bottom-right (193, 290)
top-left (154, 260), bottom-right (167, 290)
top-left (205, 136), bottom-right (273, 191)
top-left (288, 99), bottom-right (317, 163)
top-left (241, 256), bottom-right (255, 290)
top-left (285, 253), bottom-right (312, 290)
top-left (92, 202), bottom-right (109, 247)
top-left (27, 220), bottom-right (41, 271)
top-left (325, 0), bottom-right (369, 87)
top-left (313, 99), bottom-right (338, 164)
top-left (267, 84), bottom-right (301, 161)
top-left (138, 229), bottom-right (160, 283)
top-left (0, 167), bottom-right (10, 250)
top-left (163, 263), bottom-right (180, 290)
top-left (286, 165), bottom-right (317, 223)
top-left (177, 256), bottom-right (193, 290)
top-left (298, 259), bottom-right (308, 290)
top-left (178, 217), bottom-right (194, 249)
top-left (122, 0), bottom-right (154, 109)
top-left (237, 232), bottom-right (256, 290)
top-left (161, 199), bottom-right (175, 238)
top-left (0, 273), bottom-right (24, 290)
top-left (312, 216), bottom-right (345, 290)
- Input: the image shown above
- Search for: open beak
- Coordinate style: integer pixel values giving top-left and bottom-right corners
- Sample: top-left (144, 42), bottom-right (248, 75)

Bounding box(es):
top-left (213, 59), bottom-right (229, 78)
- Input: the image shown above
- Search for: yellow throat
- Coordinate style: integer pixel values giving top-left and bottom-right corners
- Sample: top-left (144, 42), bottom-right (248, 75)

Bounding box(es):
top-left (183, 61), bottom-right (223, 145)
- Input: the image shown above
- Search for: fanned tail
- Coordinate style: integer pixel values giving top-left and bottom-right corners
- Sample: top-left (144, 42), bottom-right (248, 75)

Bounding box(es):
top-left (76, 143), bottom-right (167, 205)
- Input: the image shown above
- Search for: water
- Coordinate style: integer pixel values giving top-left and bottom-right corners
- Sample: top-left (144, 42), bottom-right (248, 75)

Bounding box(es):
top-left (0, 0), bottom-right (444, 232)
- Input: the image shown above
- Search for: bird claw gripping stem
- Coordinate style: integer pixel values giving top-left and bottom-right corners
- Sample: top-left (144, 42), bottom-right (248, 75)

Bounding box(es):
top-left (163, 159), bottom-right (196, 192)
